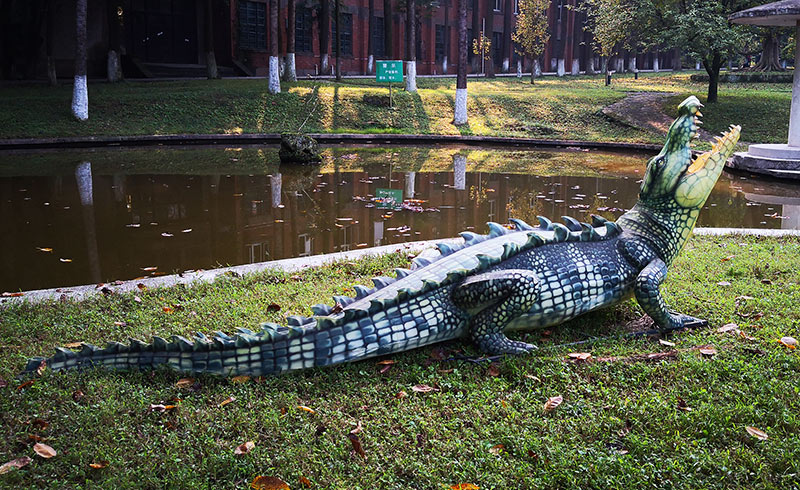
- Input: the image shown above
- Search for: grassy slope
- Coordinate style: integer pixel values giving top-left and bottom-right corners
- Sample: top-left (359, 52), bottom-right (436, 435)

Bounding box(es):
top-left (1, 236), bottom-right (798, 489)
top-left (0, 73), bottom-right (790, 145)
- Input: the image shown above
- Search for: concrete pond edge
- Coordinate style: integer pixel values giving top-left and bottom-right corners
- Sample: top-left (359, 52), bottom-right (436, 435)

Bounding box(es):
top-left (3, 227), bottom-right (799, 305)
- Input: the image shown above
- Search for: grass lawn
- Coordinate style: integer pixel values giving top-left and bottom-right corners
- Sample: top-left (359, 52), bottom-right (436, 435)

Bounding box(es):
top-left (0, 72), bottom-right (790, 146)
top-left (1, 235), bottom-right (798, 489)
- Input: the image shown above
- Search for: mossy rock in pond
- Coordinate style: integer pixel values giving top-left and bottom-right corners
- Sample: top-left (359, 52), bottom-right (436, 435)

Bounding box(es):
top-left (279, 133), bottom-right (322, 164)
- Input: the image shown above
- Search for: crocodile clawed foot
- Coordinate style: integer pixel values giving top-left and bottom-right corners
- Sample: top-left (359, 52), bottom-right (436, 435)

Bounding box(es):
top-left (475, 334), bottom-right (538, 356)
top-left (666, 312), bottom-right (708, 331)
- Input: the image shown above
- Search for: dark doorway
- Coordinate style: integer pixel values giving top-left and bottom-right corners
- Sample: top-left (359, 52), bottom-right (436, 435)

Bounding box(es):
top-left (127, 0), bottom-right (198, 63)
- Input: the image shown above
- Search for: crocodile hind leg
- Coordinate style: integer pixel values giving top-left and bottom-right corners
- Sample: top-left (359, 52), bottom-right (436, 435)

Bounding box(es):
top-left (635, 258), bottom-right (707, 331)
top-left (452, 269), bottom-right (540, 355)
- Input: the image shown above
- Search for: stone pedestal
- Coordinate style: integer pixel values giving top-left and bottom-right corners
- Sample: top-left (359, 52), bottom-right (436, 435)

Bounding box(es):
top-left (729, 144), bottom-right (800, 179)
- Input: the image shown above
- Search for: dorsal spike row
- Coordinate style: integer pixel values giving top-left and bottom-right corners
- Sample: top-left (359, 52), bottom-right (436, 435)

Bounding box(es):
top-left (411, 257), bottom-right (432, 269)
top-left (537, 216), bottom-right (553, 231)
top-left (353, 285), bottom-right (372, 298)
top-left (372, 276), bottom-right (396, 289)
top-left (459, 231), bottom-right (485, 246)
top-left (509, 218), bottom-right (534, 231)
top-left (561, 216), bottom-right (582, 232)
top-left (502, 242), bottom-right (520, 260)
top-left (580, 223), bottom-right (599, 242)
top-left (525, 231), bottom-right (545, 248)
top-left (591, 214), bottom-right (608, 227)
top-left (436, 242), bottom-right (456, 256)
top-left (394, 268), bottom-right (412, 279)
top-left (287, 315), bottom-right (314, 327)
top-left (311, 303), bottom-right (333, 316)
top-left (332, 295), bottom-right (354, 307)
top-left (552, 223), bottom-right (570, 242)
top-left (487, 222), bottom-right (509, 238)
top-left (604, 221), bottom-right (622, 238)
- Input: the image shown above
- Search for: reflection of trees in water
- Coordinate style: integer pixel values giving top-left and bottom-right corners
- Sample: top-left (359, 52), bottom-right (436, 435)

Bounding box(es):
top-left (505, 188), bottom-right (544, 226)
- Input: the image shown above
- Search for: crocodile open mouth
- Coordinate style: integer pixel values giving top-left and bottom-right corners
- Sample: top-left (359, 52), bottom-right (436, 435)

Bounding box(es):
top-left (686, 113), bottom-right (741, 175)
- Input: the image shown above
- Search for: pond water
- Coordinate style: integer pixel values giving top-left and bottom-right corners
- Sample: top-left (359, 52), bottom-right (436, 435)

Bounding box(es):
top-left (1, 145), bottom-right (799, 293)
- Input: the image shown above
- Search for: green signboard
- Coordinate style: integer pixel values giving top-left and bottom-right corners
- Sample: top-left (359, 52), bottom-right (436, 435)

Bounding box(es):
top-left (376, 61), bottom-right (403, 83)
top-left (376, 188), bottom-right (403, 209)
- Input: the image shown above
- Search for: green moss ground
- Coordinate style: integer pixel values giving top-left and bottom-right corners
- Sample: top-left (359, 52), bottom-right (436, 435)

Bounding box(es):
top-left (0, 73), bottom-right (790, 146)
top-left (1, 235), bottom-right (798, 489)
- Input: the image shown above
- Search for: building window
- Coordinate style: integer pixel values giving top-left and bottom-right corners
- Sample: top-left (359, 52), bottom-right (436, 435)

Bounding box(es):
top-left (295, 7), bottom-right (313, 52)
top-left (373, 17), bottom-right (385, 58)
top-left (494, 0), bottom-right (501, 11)
top-left (435, 24), bottom-right (445, 62)
top-left (492, 31), bottom-right (502, 64)
top-left (331, 13), bottom-right (353, 56)
top-left (238, 0), bottom-right (266, 50)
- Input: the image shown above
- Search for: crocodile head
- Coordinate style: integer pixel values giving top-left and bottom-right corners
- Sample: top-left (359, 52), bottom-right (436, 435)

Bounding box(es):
top-left (619, 95), bottom-right (740, 264)
top-left (639, 95), bottom-right (740, 209)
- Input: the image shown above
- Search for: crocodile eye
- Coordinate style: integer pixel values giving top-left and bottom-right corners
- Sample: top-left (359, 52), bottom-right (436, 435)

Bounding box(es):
top-left (653, 156), bottom-right (665, 167)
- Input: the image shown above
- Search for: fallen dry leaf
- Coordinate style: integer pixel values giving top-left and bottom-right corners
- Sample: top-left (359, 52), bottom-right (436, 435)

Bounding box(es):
top-left (266, 303), bottom-right (281, 313)
top-left (175, 378), bottom-right (194, 388)
top-left (297, 405), bottom-right (316, 415)
top-left (148, 404), bottom-right (177, 413)
top-left (677, 397), bottom-right (693, 412)
top-left (33, 443), bottom-right (56, 459)
top-left (72, 390), bottom-right (85, 402)
top-left (59, 258), bottom-right (72, 263)
top-left (716, 281), bottom-right (731, 287)
top-left (699, 347), bottom-right (718, 357)
top-left (489, 443), bottom-right (505, 455)
top-left (64, 342), bottom-right (83, 348)
top-left (395, 391), bottom-right (407, 399)
top-left (141, 266), bottom-right (157, 272)
top-left (567, 352), bottom-right (592, 360)
top-left (658, 339), bottom-right (676, 347)
top-left (235, 441), bottom-right (255, 455)
top-left (231, 375), bottom-right (251, 384)
top-left (36, 247), bottom-right (53, 253)
top-left (0, 376), bottom-right (6, 388)
top-left (745, 426), bottom-right (768, 441)
top-left (717, 323), bottom-right (739, 334)
top-left (250, 475), bottom-right (290, 490)
top-left (779, 336), bottom-right (797, 349)
top-left (486, 363), bottom-right (501, 376)
top-left (348, 432), bottom-right (366, 459)
top-left (218, 396), bottom-right (236, 407)
top-left (16, 380), bottom-right (34, 391)
top-left (411, 384), bottom-right (438, 393)
top-left (450, 484), bottom-right (479, 490)
top-left (88, 461), bottom-right (109, 469)
top-left (544, 395), bottom-right (563, 412)
top-left (1, 292), bottom-right (24, 297)
top-left (0, 456), bottom-right (32, 474)
top-left (376, 360), bottom-right (396, 365)
top-left (299, 475), bottom-right (312, 487)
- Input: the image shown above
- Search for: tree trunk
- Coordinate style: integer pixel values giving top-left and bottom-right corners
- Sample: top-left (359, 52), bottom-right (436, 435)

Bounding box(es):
top-left (405, 0), bottom-right (417, 91)
top-left (72, 0), bottom-right (88, 120)
top-left (384, 0), bottom-right (393, 59)
top-left (268, 0), bottom-right (280, 93)
top-left (752, 28), bottom-right (783, 72)
top-left (454, 0), bottom-right (468, 125)
top-left (672, 47), bottom-right (682, 71)
top-left (334, 0), bottom-right (341, 80)
top-left (367, 0), bottom-right (374, 73)
top-left (485, 0), bottom-right (494, 77)
top-left (107, 0), bottom-right (123, 82)
top-left (704, 52), bottom-right (722, 103)
top-left (502, 0), bottom-right (511, 72)
top-left (286, 0), bottom-right (297, 80)
top-left (442, 0), bottom-right (449, 73)
top-left (471, 0), bottom-right (481, 71)
top-left (46, 0), bottom-right (57, 85)
top-left (320, 0), bottom-right (331, 73)
top-left (204, 0), bottom-right (218, 79)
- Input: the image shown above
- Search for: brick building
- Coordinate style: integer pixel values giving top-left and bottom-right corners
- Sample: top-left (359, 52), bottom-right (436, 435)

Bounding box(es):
top-left (0, 0), bottom-right (674, 80)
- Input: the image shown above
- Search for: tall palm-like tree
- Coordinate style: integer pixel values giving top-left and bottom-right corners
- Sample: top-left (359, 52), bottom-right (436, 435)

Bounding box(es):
top-left (286, 0), bottom-right (297, 80)
top-left (405, 0), bottom-right (417, 91)
top-left (72, 0), bottom-right (88, 120)
top-left (454, 0), bottom-right (468, 125)
top-left (268, 0), bottom-right (280, 93)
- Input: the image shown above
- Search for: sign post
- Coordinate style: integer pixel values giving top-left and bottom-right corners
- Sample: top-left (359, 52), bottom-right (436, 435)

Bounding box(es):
top-left (376, 60), bottom-right (403, 109)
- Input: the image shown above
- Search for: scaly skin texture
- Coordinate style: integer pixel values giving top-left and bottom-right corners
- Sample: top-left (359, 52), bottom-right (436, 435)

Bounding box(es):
top-left (25, 96), bottom-right (740, 377)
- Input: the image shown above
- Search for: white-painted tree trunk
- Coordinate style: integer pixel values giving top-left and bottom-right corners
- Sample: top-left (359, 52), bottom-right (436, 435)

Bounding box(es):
top-left (268, 56), bottom-right (281, 94)
top-left (405, 172), bottom-right (416, 198)
top-left (271, 173), bottom-right (282, 208)
top-left (571, 59), bottom-right (579, 75)
top-left (76, 161), bottom-right (93, 206)
top-left (628, 56), bottom-right (637, 73)
top-left (615, 58), bottom-right (624, 73)
top-left (557, 59), bottom-right (565, 76)
top-left (695, 62), bottom-right (701, 70)
top-left (454, 87), bottom-right (468, 125)
top-left (789, 26), bottom-right (800, 147)
top-left (442, 56), bottom-right (448, 74)
top-left (321, 54), bottom-right (329, 74)
top-left (47, 57), bottom-right (57, 86)
top-left (107, 50), bottom-right (122, 82)
top-left (516, 59), bottom-right (522, 78)
top-left (72, 75), bottom-right (88, 121)
top-left (502, 57), bottom-right (509, 72)
top-left (586, 56), bottom-right (595, 75)
top-left (285, 53), bottom-right (297, 81)
top-left (653, 57), bottom-right (659, 72)
top-left (368, 54), bottom-right (374, 74)
top-left (534, 59), bottom-right (541, 77)
top-left (405, 60), bottom-right (417, 92)
top-left (205, 50), bottom-right (218, 79)
top-left (453, 154), bottom-right (466, 190)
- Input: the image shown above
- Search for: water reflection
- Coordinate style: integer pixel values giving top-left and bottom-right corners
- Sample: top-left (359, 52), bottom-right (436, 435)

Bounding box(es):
top-left (1, 146), bottom-right (798, 292)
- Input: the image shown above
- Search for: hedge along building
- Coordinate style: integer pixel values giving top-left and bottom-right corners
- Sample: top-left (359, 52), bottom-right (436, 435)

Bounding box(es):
top-left (0, 0), bottom-right (676, 81)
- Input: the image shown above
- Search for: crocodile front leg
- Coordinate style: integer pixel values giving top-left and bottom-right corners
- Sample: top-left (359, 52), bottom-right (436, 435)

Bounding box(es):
top-left (452, 270), bottom-right (540, 355)
top-left (635, 258), bottom-right (707, 331)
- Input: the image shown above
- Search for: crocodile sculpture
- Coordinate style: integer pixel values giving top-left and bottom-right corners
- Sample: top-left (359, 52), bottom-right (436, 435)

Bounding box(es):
top-left (26, 96), bottom-right (740, 377)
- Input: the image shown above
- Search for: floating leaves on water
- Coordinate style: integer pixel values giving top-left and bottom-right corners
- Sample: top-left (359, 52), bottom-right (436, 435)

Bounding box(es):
top-left (0, 456), bottom-right (32, 474)
top-left (411, 384), bottom-right (438, 393)
top-left (182, 228), bottom-right (192, 233)
top-left (59, 258), bottom-right (72, 263)
top-left (297, 405), bottom-right (316, 415)
top-left (89, 461), bottom-right (109, 469)
top-left (745, 426), bottom-right (768, 441)
top-left (141, 266), bottom-right (157, 272)
top-left (33, 443), bottom-right (56, 459)
top-left (36, 247), bottom-right (53, 253)
top-left (567, 352), bottom-right (592, 360)
top-left (544, 395), bottom-right (563, 412)
top-left (161, 233), bottom-right (174, 238)
top-left (250, 476), bottom-right (290, 490)
top-left (234, 441), bottom-right (255, 455)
